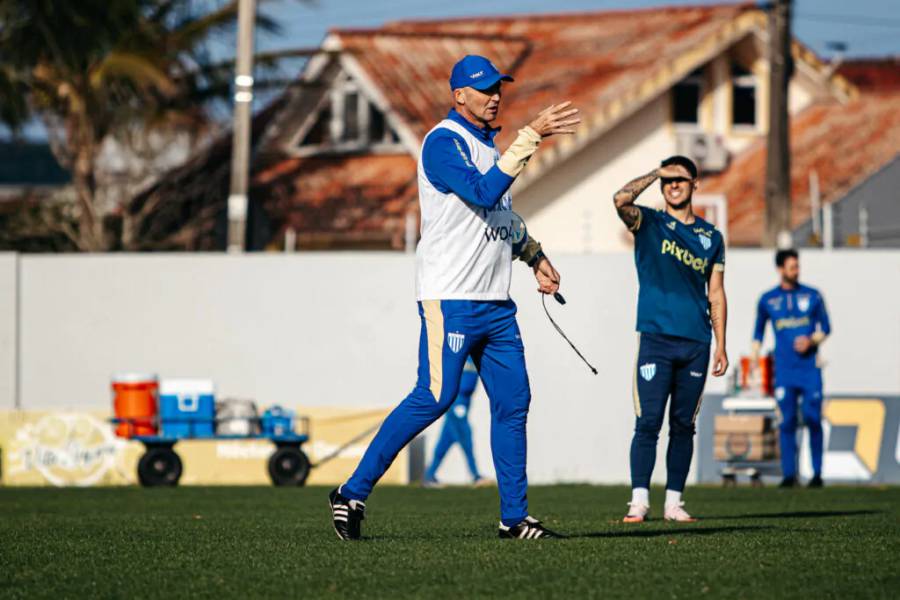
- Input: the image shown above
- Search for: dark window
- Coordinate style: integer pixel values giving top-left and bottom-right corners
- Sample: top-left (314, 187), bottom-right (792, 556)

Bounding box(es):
top-left (732, 65), bottom-right (757, 126)
top-left (673, 69), bottom-right (703, 125)
top-left (297, 80), bottom-right (402, 150)
top-left (342, 92), bottom-right (359, 142)
top-left (369, 104), bottom-right (385, 142)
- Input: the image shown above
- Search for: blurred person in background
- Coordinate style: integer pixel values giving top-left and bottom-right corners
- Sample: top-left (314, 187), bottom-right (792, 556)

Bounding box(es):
top-left (613, 155), bottom-right (728, 523)
top-left (328, 55), bottom-right (580, 541)
top-left (423, 357), bottom-right (491, 488)
top-left (752, 249), bottom-right (831, 488)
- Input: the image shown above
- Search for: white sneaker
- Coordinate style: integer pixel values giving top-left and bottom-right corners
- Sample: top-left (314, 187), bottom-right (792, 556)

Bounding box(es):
top-left (623, 502), bottom-right (650, 523)
top-left (664, 501), bottom-right (697, 522)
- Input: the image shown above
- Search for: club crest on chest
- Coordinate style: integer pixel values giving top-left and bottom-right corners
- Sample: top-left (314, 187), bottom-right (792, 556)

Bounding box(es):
top-left (698, 233), bottom-right (711, 250)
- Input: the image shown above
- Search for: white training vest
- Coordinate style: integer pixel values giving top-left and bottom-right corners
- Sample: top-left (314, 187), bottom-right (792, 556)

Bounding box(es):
top-left (415, 119), bottom-right (515, 301)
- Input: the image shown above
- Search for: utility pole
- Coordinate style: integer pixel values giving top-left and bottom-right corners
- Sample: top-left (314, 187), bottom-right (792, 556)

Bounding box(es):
top-left (227, 0), bottom-right (257, 253)
top-left (764, 0), bottom-right (793, 248)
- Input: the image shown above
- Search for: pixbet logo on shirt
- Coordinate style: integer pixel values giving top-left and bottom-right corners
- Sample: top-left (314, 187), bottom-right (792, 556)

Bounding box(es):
top-left (775, 316), bottom-right (811, 330)
top-left (660, 239), bottom-right (709, 274)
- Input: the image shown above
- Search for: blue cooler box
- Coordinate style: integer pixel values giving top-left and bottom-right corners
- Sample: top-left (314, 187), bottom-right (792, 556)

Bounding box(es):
top-left (262, 406), bottom-right (295, 437)
top-left (159, 379), bottom-right (216, 438)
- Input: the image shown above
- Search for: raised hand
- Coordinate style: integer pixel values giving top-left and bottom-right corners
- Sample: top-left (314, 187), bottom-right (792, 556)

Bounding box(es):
top-left (528, 101), bottom-right (581, 137)
top-left (658, 164), bottom-right (693, 180)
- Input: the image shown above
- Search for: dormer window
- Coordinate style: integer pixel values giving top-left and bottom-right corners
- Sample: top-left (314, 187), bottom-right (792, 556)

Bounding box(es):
top-left (296, 72), bottom-right (401, 154)
top-left (672, 68), bottom-right (704, 126)
top-left (731, 64), bottom-right (757, 128)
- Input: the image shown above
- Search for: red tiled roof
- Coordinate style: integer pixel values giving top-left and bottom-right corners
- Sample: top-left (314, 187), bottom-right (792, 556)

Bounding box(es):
top-left (341, 3), bottom-right (753, 149)
top-left (257, 3), bottom-right (756, 247)
top-left (338, 32), bottom-right (530, 142)
top-left (838, 58), bottom-right (900, 91)
top-left (253, 154), bottom-right (417, 249)
top-left (145, 4), bottom-right (893, 251)
top-left (704, 82), bottom-right (900, 246)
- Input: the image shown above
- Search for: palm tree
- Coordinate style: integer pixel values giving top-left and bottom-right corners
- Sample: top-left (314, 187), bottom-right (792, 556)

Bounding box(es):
top-left (0, 0), bottom-right (279, 250)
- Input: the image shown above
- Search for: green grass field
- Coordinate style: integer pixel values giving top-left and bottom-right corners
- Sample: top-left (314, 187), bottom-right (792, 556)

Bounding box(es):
top-left (2, 485), bottom-right (898, 598)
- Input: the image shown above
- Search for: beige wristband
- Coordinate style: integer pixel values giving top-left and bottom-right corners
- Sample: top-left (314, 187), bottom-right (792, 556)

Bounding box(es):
top-left (497, 126), bottom-right (542, 177)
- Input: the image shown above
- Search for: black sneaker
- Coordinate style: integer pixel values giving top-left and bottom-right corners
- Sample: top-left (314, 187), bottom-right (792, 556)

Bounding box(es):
top-left (498, 516), bottom-right (564, 539)
top-left (329, 487), bottom-right (365, 540)
top-left (807, 476), bottom-right (824, 488)
top-left (778, 477), bottom-right (797, 488)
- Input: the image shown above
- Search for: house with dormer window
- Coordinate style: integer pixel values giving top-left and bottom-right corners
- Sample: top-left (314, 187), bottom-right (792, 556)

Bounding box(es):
top-left (131, 3), bottom-right (900, 251)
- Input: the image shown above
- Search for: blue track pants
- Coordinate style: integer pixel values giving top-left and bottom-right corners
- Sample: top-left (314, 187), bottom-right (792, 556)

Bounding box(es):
top-left (775, 370), bottom-right (824, 479)
top-left (343, 299), bottom-right (530, 526)
top-left (630, 332), bottom-right (710, 492)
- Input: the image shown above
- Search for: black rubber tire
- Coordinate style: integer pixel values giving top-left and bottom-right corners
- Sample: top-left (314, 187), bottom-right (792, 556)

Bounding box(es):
top-left (268, 446), bottom-right (310, 487)
top-left (137, 447), bottom-right (183, 487)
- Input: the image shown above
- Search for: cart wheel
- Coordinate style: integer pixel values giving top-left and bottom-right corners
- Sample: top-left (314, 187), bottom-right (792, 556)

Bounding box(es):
top-left (722, 473), bottom-right (737, 488)
top-left (137, 447), bottom-right (183, 487)
top-left (268, 446), bottom-right (310, 487)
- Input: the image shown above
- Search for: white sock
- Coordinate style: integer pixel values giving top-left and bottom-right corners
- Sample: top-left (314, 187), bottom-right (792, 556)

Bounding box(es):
top-left (630, 487), bottom-right (650, 505)
top-left (665, 489), bottom-right (682, 507)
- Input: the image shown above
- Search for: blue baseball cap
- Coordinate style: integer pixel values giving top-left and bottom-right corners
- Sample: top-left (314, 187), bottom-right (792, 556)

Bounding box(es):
top-left (449, 55), bottom-right (514, 91)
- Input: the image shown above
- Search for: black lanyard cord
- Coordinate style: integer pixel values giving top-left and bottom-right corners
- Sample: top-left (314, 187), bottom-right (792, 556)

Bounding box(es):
top-left (541, 292), bottom-right (598, 375)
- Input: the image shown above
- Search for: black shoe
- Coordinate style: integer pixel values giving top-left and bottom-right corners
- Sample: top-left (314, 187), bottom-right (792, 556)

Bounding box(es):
top-left (778, 477), bottom-right (797, 488)
top-left (329, 487), bottom-right (365, 540)
top-left (808, 476), bottom-right (824, 488)
top-left (498, 516), bottom-right (564, 539)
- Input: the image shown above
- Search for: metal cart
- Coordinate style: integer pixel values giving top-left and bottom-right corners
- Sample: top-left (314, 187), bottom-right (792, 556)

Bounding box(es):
top-left (718, 395), bottom-right (782, 487)
top-left (112, 416), bottom-right (312, 487)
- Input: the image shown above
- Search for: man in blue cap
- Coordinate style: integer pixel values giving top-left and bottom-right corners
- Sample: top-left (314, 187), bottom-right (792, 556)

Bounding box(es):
top-left (329, 55), bottom-right (579, 540)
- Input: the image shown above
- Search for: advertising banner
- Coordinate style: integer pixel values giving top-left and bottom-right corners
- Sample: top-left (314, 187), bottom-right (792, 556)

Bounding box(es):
top-left (0, 407), bottom-right (411, 487)
top-left (697, 395), bottom-right (900, 484)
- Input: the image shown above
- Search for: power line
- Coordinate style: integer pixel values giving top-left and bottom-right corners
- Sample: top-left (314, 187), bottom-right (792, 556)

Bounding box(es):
top-left (795, 12), bottom-right (900, 29)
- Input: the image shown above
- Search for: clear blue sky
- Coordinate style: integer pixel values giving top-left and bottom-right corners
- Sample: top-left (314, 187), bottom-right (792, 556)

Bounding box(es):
top-left (258, 0), bottom-right (900, 58)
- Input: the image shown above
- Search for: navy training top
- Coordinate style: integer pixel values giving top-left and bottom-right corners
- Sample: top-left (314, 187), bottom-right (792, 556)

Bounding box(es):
top-left (632, 205), bottom-right (726, 344)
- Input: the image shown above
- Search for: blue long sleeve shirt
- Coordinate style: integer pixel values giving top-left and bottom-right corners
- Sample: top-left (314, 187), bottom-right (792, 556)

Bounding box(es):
top-left (753, 283), bottom-right (831, 375)
top-left (421, 109), bottom-right (514, 209)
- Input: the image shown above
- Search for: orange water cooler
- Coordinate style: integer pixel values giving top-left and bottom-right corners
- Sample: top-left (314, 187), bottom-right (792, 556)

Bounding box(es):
top-left (739, 355), bottom-right (774, 396)
top-left (112, 373), bottom-right (159, 437)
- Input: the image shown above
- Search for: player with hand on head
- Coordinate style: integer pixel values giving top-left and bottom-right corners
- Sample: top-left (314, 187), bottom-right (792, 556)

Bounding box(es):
top-left (613, 156), bottom-right (728, 523)
top-left (752, 249), bottom-right (831, 488)
top-left (328, 55), bottom-right (579, 541)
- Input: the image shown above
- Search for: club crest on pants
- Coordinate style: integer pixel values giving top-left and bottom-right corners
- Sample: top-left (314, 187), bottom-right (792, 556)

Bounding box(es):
top-left (640, 363), bottom-right (656, 382)
top-left (447, 332), bottom-right (465, 354)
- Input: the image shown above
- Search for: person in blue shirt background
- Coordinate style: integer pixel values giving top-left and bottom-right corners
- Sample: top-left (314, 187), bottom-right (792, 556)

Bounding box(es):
top-left (753, 249), bottom-right (831, 488)
top-left (423, 357), bottom-right (490, 487)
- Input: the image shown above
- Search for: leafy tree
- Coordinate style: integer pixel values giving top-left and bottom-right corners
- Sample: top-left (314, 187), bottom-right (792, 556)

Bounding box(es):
top-left (0, 0), bottom-right (279, 250)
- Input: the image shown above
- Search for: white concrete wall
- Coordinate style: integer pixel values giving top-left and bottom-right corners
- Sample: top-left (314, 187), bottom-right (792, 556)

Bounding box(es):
top-left (0, 254), bottom-right (17, 410)
top-left (6, 250), bottom-right (900, 485)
